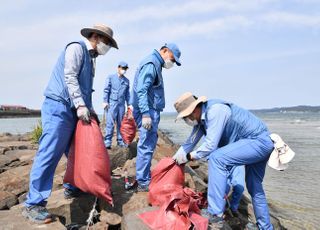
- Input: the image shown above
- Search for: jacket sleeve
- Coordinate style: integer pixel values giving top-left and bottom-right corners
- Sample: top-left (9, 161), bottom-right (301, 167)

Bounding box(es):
top-left (64, 43), bottom-right (85, 108)
top-left (125, 78), bottom-right (130, 105)
top-left (192, 104), bottom-right (231, 160)
top-left (136, 63), bottom-right (157, 115)
top-left (103, 75), bottom-right (112, 103)
top-left (180, 125), bottom-right (205, 154)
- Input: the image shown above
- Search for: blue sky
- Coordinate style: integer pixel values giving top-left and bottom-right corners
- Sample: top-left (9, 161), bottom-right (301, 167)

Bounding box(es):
top-left (0, 0), bottom-right (319, 113)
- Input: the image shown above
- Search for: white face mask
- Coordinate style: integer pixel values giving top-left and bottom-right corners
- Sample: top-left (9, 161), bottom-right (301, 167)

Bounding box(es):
top-left (96, 41), bottom-right (111, 55)
top-left (119, 69), bottom-right (126, 75)
top-left (184, 118), bottom-right (198, 127)
top-left (163, 59), bottom-right (174, 69)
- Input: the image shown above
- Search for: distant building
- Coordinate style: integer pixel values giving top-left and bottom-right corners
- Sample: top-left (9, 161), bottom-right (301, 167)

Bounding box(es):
top-left (0, 105), bottom-right (27, 111)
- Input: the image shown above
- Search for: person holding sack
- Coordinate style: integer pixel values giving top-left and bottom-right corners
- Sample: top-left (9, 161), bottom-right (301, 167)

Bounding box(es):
top-left (172, 92), bottom-right (275, 230)
top-left (22, 24), bottom-right (118, 224)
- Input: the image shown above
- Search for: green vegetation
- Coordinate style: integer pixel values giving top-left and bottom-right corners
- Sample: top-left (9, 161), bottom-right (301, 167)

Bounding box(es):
top-left (31, 120), bottom-right (42, 144)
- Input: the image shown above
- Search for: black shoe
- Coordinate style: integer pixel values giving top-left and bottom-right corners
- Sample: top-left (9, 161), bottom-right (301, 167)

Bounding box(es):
top-left (64, 188), bottom-right (82, 199)
top-left (230, 209), bottom-right (241, 217)
top-left (208, 214), bottom-right (225, 230)
top-left (137, 184), bottom-right (149, 192)
top-left (125, 182), bottom-right (149, 193)
top-left (22, 205), bottom-right (53, 224)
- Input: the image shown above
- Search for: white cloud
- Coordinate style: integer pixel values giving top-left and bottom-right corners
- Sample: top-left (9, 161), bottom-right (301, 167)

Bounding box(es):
top-left (261, 11), bottom-right (320, 28)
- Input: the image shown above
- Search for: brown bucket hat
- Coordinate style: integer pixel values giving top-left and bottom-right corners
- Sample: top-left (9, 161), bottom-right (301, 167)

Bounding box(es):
top-left (174, 92), bottom-right (207, 120)
top-left (81, 24), bottom-right (118, 49)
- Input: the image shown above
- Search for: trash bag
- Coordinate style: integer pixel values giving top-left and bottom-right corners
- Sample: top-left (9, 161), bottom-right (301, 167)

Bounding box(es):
top-left (140, 158), bottom-right (208, 230)
top-left (120, 107), bottom-right (136, 145)
top-left (148, 157), bottom-right (185, 206)
top-left (64, 118), bottom-right (113, 205)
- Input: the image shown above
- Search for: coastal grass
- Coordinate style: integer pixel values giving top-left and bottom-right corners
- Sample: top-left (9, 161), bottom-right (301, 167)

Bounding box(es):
top-left (31, 120), bottom-right (42, 144)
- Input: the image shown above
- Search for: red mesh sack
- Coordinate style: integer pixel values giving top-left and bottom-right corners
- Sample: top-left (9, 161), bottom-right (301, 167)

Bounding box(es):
top-left (148, 157), bottom-right (185, 206)
top-left (64, 118), bottom-right (113, 205)
top-left (120, 108), bottom-right (136, 145)
top-left (140, 187), bottom-right (208, 230)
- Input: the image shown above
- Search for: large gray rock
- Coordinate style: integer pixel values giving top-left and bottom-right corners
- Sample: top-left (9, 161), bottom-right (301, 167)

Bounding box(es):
top-left (0, 206), bottom-right (65, 230)
top-left (0, 191), bottom-right (17, 210)
top-left (46, 189), bottom-right (97, 226)
top-left (0, 165), bottom-right (31, 196)
top-left (121, 206), bottom-right (157, 230)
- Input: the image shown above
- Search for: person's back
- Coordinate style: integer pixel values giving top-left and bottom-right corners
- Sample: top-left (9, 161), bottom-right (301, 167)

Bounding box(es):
top-left (204, 100), bottom-right (269, 147)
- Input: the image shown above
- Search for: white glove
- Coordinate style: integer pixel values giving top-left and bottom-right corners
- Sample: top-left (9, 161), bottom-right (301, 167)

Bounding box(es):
top-left (77, 106), bottom-right (90, 123)
top-left (128, 105), bottom-right (134, 112)
top-left (142, 116), bottom-right (152, 130)
top-left (102, 102), bottom-right (109, 110)
top-left (172, 147), bottom-right (188, 165)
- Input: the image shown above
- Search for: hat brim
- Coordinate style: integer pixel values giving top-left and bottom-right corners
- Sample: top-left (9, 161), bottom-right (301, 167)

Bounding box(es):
top-left (176, 96), bottom-right (207, 120)
top-left (173, 54), bottom-right (181, 66)
top-left (81, 28), bottom-right (118, 49)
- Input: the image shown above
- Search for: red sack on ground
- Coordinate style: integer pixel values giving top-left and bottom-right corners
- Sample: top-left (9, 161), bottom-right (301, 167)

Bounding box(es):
top-left (140, 187), bottom-right (208, 230)
top-left (120, 108), bottom-right (136, 145)
top-left (64, 118), bottom-right (113, 205)
top-left (148, 157), bottom-right (185, 206)
top-left (140, 157), bottom-right (208, 230)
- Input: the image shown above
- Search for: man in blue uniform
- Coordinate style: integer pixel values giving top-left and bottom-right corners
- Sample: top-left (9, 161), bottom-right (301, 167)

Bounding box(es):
top-left (225, 166), bottom-right (245, 217)
top-left (103, 61), bottom-right (130, 149)
top-left (130, 43), bottom-right (182, 192)
top-left (22, 24), bottom-right (118, 224)
top-left (173, 92), bottom-right (274, 230)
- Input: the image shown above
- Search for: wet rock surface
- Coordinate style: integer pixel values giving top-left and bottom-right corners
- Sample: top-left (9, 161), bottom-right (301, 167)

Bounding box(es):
top-left (0, 131), bottom-right (285, 229)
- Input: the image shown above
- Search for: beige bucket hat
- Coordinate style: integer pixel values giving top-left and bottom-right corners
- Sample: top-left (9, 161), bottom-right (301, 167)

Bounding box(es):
top-left (81, 24), bottom-right (118, 49)
top-left (268, 133), bottom-right (295, 171)
top-left (174, 92), bottom-right (207, 119)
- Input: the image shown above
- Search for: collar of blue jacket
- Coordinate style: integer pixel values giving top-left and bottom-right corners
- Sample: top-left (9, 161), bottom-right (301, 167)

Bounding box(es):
top-left (153, 49), bottom-right (165, 66)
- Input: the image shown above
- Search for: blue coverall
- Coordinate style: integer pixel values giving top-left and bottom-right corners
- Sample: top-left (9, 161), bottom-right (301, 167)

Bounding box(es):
top-left (130, 50), bottom-right (165, 187)
top-left (177, 99), bottom-right (274, 229)
top-left (226, 165), bottom-right (245, 212)
top-left (25, 40), bottom-right (94, 207)
top-left (103, 73), bottom-right (130, 147)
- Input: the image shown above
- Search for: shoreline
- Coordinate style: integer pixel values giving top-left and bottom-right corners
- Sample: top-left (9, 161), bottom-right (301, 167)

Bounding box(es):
top-left (0, 130), bottom-right (285, 229)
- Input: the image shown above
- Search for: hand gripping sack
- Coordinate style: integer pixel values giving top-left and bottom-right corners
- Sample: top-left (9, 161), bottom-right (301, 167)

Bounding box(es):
top-left (64, 118), bottom-right (113, 205)
top-left (148, 157), bottom-right (185, 206)
top-left (120, 107), bottom-right (136, 145)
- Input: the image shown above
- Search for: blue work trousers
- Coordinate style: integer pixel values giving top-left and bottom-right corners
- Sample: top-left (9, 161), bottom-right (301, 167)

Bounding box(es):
top-left (133, 109), bottom-right (160, 186)
top-left (225, 166), bottom-right (245, 211)
top-left (25, 97), bottom-right (77, 207)
top-left (104, 102), bottom-right (125, 146)
top-left (208, 133), bottom-right (274, 230)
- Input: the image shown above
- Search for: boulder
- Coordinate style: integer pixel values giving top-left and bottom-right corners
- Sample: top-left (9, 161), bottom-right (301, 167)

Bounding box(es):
top-left (100, 209), bottom-right (121, 226)
top-left (0, 165), bottom-right (31, 196)
top-left (122, 192), bottom-right (150, 216)
top-left (0, 191), bottom-right (18, 210)
top-left (46, 189), bottom-right (97, 226)
top-left (121, 206), bottom-right (157, 230)
top-left (0, 206), bottom-right (65, 230)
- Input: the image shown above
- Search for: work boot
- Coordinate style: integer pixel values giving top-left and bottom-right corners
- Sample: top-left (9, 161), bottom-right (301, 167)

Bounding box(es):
top-left (245, 222), bottom-right (259, 230)
top-left (64, 188), bottom-right (82, 199)
top-left (230, 209), bottom-right (241, 217)
top-left (208, 214), bottom-right (225, 230)
top-left (137, 184), bottom-right (149, 192)
top-left (117, 141), bottom-right (127, 148)
top-left (22, 205), bottom-right (53, 224)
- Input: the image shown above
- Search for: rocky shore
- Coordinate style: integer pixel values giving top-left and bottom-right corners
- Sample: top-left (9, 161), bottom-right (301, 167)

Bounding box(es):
top-left (0, 130), bottom-right (285, 230)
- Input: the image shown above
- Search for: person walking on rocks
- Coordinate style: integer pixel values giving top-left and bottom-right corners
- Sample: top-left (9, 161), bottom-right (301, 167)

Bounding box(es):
top-left (22, 24), bottom-right (118, 224)
top-left (130, 43), bottom-right (182, 192)
top-left (173, 92), bottom-right (274, 230)
top-left (103, 61), bottom-right (130, 149)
